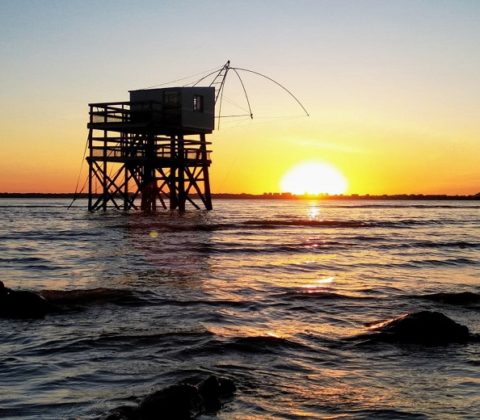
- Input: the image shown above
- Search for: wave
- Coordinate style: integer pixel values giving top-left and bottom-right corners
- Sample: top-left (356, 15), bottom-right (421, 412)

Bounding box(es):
top-left (127, 218), bottom-right (454, 234)
top-left (326, 204), bottom-right (480, 210)
top-left (0, 260), bottom-right (66, 271)
top-left (40, 288), bottom-right (142, 306)
top-left (20, 329), bottom-right (214, 357)
top-left (201, 236), bottom-right (423, 254)
top-left (225, 335), bottom-right (309, 353)
top-left (0, 204), bottom-right (69, 208)
top-left (186, 241), bottom-right (350, 255)
top-left (408, 257), bottom-right (478, 267)
top-left (412, 291), bottom-right (480, 305)
top-left (3, 230), bottom-right (101, 241)
top-left (275, 290), bottom-right (374, 301)
top-left (378, 240), bottom-right (480, 250)
top-left (343, 408), bottom-right (428, 419)
top-left (354, 257), bottom-right (478, 269)
top-left (215, 239), bottom-right (480, 255)
top-left (178, 335), bottom-right (312, 357)
top-left (153, 297), bottom-right (256, 309)
top-left (239, 218), bottom-right (451, 229)
top-left (0, 256), bottom-right (50, 264)
top-left (241, 219), bottom-right (369, 228)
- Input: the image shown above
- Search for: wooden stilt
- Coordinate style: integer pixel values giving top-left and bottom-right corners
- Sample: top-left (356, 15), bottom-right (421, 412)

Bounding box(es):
top-left (86, 92), bottom-right (213, 212)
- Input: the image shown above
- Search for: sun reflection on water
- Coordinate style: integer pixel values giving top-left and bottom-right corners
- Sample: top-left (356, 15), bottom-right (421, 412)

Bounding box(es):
top-left (307, 204), bottom-right (320, 219)
top-left (302, 276), bottom-right (336, 291)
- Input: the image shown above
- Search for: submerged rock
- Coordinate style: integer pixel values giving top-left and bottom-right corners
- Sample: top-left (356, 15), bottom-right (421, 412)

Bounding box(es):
top-left (40, 288), bottom-right (136, 306)
top-left (0, 281), bottom-right (53, 318)
top-left (103, 375), bottom-right (236, 420)
top-left (418, 291), bottom-right (480, 305)
top-left (0, 282), bottom-right (140, 319)
top-left (358, 311), bottom-right (471, 345)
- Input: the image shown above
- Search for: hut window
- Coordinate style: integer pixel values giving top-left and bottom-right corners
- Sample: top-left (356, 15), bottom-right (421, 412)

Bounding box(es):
top-left (164, 92), bottom-right (179, 106)
top-left (193, 95), bottom-right (203, 112)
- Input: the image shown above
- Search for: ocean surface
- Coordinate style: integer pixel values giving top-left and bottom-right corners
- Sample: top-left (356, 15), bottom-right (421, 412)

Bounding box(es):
top-left (0, 198), bottom-right (479, 419)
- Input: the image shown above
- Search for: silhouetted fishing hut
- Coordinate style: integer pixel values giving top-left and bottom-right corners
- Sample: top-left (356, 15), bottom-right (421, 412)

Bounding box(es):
top-left (86, 86), bottom-right (215, 212)
top-left (84, 61), bottom-right (309, 212)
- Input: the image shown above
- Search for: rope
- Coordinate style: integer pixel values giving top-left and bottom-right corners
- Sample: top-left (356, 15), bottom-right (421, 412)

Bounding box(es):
top-left (142, 65), bottom-right (223, 89)
top-left (67, 134), bottom-right (89, 209)
top-left (191, 65), bottom-right (226, 87)
top-left (221, 95), bottom-right (251, 113)
top-left (216, 114), bottom-right (253, 118)
top-left (232, 68), bottom-right (253, 119)
top-left (231, 67), bottom-right (310, 117)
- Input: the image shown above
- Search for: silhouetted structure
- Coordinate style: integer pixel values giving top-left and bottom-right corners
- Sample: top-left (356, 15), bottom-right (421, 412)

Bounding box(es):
top-left (85, 60), bottom-right (310, 211)
top-left (86, 87), bottom-right (214, 211)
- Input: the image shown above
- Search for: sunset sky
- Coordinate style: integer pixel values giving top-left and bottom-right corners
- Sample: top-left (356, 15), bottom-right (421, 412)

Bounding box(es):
top-left (0, 0), bottom-right (479, 195)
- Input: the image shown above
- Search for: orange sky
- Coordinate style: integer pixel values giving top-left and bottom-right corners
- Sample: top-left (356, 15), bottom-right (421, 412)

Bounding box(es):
top-left (0, 1), bottom-right (479, 195)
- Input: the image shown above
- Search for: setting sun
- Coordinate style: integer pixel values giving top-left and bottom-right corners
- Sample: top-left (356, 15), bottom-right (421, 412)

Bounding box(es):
top-left (280, 162), bottom-right (348, 195)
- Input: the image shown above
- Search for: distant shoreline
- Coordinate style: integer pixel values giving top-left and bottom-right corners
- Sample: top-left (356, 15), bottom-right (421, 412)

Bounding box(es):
top-left (1, 192), bottom-right (479, 200)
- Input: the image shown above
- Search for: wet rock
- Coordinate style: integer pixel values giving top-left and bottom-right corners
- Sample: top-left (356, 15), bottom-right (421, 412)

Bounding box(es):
top-left (0, 282), bottom-right (141, 319)
top-left (103, 375), bottom-right (235, 419)
top-left (138, 384), bottom-right (202, 419)
top-left (359, 311), bottom-right (471, 345)
top-left (102, 405), bottom-right (137, 420)
top-left (0, 281), bottom-right (53, 318)
top-left (197, 375), bottom-right (236, 412)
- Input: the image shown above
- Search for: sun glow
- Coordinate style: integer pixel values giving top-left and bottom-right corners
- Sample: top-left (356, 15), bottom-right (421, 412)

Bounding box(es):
top-left (280, 162), bottom-right (348, 195)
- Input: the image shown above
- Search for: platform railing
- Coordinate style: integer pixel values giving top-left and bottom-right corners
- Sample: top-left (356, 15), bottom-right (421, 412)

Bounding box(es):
top-left (90, 146), bottom-right (211, 161)
top-left (89, 101), bottom-right (176, 125)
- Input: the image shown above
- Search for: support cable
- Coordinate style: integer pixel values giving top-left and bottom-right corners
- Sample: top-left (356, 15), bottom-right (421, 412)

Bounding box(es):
top-left (210, 62), bottom-right (230, 104)
top-left (221, 95), bottom-right (251, 113)
top-left (67, 134), bottom-right (89, 209)
top-left (143, 65), bottom-right (223, 89)
top-left (217, 76), bottom-right (226, 130)
top-left (192, 64), bottom-right (227, 88)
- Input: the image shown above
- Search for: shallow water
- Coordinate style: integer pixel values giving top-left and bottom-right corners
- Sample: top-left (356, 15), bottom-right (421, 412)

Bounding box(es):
top-left (0, 198), bottom-right (479, 419)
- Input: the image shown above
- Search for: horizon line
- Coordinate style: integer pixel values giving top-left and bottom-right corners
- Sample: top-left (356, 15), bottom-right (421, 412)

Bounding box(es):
top-left (1, 192), bottom-right (479, 200)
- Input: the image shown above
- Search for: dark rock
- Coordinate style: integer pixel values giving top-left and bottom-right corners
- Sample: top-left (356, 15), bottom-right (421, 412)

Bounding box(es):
top-left (138, 384), bottom-right (203, 420)
top-left (101, 405), bottom-right (138, 420)
top-left (0, 281), bottom-right (53, 318)
top-left (359, 311), bottom-right (471, 345)
top-left (197, 375), bottom-right (236, 412)
top-left (0, 282), bottom-right (140, 319)
top-left (103, 375), bottom-right (236, 419)
top-left (217, 376), bottom-right (236, 398)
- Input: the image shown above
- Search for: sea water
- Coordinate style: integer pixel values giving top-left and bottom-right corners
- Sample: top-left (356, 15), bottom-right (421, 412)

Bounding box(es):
top-left (0, 198), bottom-right (479, 419)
